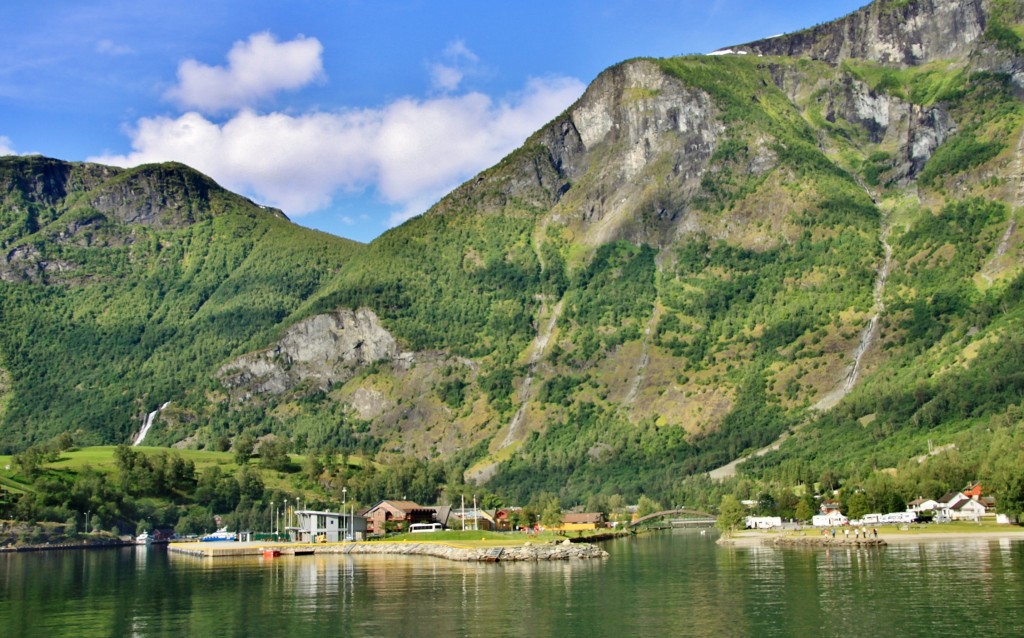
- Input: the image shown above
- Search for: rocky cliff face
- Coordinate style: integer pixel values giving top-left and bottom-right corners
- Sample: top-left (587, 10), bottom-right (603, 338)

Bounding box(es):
top-left (737, 0), bottom-right (988, 66)
top-left (219, 308), bottom-right (401, 398)
top-left (0, 157), bottom-right (287, 283)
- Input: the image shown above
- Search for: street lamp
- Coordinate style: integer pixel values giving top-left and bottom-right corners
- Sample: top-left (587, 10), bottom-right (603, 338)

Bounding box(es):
top-left (284, 499), bottom-right (288, 538)
top-left (342, 487), bottom-right (348, 541)
top-left (270, 501), bottom-right (274, 537)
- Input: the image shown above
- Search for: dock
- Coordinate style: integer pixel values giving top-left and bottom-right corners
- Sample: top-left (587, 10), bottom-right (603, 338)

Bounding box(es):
top-left (167, 539), bottom-right (609, 561)
top-left (167, 541), bottom-right (317, 558)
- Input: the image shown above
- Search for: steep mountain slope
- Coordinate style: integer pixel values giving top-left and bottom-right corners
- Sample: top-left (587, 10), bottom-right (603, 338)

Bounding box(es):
top-left (3, 0), bottom-right (1024, 507)
top-left (0, 156), bottom-right (363, 451)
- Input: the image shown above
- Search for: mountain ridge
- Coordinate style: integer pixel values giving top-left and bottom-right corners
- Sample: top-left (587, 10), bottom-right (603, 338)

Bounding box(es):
top-left (3, 0), bottom-right (1024, 506)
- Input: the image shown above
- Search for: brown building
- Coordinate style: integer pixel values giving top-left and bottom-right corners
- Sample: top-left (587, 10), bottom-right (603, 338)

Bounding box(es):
top-left (561, 512), bottom-right (606, 530)
top-left (363, 500), bottom-right (439, 535)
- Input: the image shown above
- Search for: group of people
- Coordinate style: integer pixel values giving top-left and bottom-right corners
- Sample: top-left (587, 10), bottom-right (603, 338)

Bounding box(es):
top-left (822, 526), bottom-right (878, 539)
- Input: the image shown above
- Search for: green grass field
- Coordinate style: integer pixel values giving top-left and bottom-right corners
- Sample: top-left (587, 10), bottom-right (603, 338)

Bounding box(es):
top-left (385, 528), bottom-right (623, 547)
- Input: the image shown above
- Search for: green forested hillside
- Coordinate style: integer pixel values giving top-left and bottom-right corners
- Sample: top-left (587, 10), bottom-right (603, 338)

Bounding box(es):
top-left (0, 158), bottom-right (362, 451)
top-left (3, 0), bottom-right (1024, 520)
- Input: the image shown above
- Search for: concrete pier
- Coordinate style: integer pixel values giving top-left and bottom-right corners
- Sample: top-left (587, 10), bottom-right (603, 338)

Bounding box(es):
top-left (167, 539), bottom-right (609, 561)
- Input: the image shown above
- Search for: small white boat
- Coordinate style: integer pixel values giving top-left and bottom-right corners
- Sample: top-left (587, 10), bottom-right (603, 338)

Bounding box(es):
top-left (200, 527), bottom-right (237, 542)
top-left (135, 531), bottom-right (151, 544)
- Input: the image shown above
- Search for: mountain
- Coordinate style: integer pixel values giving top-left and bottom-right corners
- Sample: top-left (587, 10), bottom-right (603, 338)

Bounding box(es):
top-left (3, 0), bottom-right (1024, 505)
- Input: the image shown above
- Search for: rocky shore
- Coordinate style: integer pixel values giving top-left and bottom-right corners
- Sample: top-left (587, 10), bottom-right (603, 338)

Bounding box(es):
top-left (757, 536), bottom-right (886, 548)
top-left (318, 539), bottom-right (609, 561)
top-left (167, 538), bottom-right (610, 561)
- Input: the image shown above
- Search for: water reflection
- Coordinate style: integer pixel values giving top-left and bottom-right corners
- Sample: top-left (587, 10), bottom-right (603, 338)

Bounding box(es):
top-left (2, 533), bottom-right (1024, 637)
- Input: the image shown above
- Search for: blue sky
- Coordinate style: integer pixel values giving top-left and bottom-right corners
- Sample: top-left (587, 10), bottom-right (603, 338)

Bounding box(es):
top-left (1, 0), bottom-right (867, 243)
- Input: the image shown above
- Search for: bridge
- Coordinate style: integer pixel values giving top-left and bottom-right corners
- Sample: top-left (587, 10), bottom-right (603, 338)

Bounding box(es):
top-left (628, 509), bottom-right (717, 528)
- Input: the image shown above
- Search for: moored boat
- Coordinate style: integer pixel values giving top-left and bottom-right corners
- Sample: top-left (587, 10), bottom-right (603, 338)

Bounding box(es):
top-left (200, 527), bottom-right (237, 542)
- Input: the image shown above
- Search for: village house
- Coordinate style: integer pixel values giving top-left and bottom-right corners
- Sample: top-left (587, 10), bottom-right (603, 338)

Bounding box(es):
top-left (949, 497), bottom-right (987, 522)
top-left (289, 509), bottom-right (367, 543)
top-left (363, 500), bottom-right (441, 535)
top-left (811, 499), bottom-right (849, 527)
top-left (908, 497), bottom-right (940, 513)
top-left (449, 507), bottom-right (497, 531)
top-left (561, 512), bottom-right (605, 531)
top-left (495, 507), bottom-right (522, 531)
top-left (963, 482), bottom-right (984, 499)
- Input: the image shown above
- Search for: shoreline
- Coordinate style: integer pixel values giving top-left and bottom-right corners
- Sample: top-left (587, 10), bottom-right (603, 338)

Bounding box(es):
top-left (720, 528), bottom-right (1024, 548)
top-left (167, 539), bottom-right (610, 562)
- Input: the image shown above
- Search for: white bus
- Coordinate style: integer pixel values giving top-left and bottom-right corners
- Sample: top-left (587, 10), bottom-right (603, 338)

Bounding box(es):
top-left (409, 523), bottom-right (443, 533)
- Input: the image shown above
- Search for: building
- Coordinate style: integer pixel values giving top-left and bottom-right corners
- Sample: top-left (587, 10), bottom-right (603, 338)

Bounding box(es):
top-left (363, 500), bottom-right (441, 535)
top-left (948, 498), bottom-right (987, 522)
top-left (449, 507), bottom-right (497, 531)
top-left (561, 512), bottom-right (605, 531)
top-left (495, 507), bottom-right (523, 531)
top-left (908, 497), bottom-right (940, 513)
top-left (963, 482), bottom-right (984, 499)
top-left (289, 509), bottom-right (367, 543)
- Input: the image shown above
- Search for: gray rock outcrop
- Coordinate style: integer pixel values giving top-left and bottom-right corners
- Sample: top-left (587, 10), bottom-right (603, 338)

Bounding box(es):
top-left (219, 308), bottom-right (400, 397)
top-left (737, 0), bottom-right (988, 66)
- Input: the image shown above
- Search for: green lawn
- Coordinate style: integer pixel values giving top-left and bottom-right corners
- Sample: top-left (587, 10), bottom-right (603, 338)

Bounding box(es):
top-left (384, 528), bottom-right (622, 547)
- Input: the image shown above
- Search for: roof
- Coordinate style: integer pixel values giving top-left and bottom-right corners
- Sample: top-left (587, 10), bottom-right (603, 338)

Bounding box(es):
top-left (938, 491), bottom-right (966, 504)
top-left (431, 505), bottom-right (452, 526)
top-left (365, 500), bottom-right (433, 515)
top-left (562, 512), bottom-right (604, 524)
top-left (951, 498), bottom-right (986, 511)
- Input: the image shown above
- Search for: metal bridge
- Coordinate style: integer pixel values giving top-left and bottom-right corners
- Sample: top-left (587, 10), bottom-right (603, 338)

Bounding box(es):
top-left (627, 509), bottom-right (717, 528)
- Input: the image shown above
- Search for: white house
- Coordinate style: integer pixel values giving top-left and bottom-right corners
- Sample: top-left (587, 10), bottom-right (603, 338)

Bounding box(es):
top-left (948, 498), bottom-right (987, 522)
top-left (908, 497), bottom-right (940, 513)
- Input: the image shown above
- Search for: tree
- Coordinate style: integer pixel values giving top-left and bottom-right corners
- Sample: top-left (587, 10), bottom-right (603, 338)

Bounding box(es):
top-left (259, 437), bottom-right (291, 472)
top-left (585, 493), bottom-right (609, 518)
top-left (795, 494), bottom-right (816, 522)
top-left (234, 433), bottom-right (256, 465)
top-left (302, 454), bottom-right (325, 484)
top-left (637, 495), bottom-right (660, 518)
top-left (539, 495), bottom-right (563, 528)
top-left (13, 445), bottom-right (55, 479)
top-left (716, 495), bottom-right (746, 536)
top-left (845, 491), bottom-right (870, 520)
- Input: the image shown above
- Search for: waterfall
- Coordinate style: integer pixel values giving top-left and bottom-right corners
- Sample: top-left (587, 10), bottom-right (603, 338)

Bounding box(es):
top-left (132, 401), bottom-right (171, 446)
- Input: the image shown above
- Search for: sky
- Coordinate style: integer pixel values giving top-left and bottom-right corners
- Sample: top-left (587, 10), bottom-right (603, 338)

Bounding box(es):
top-left (0, 0), bottom-right (867, 243)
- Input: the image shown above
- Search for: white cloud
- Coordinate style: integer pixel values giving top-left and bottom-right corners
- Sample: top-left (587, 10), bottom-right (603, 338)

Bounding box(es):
top-left (429, 64), bottom-right (464, 92)
top-left (165, 32), bottom-right (323, 113)
top-left (92, 75), bottom-right (585, 224)
top-left (0, 136), bottom-right (16, 156)
top-left (429, 40), bottom-right (482, 92)
top-left (96, 39), bottom-right (134, 56)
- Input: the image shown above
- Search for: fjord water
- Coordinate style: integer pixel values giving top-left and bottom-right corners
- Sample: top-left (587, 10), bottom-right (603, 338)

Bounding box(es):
top-left (2, 531), bottom-right (1023, 637)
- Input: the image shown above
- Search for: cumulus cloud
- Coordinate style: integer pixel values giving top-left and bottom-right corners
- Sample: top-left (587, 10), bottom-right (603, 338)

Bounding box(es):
top-left (0, 136), bottom-right (16, 156)
top-left (92, 75), bottom-right (585, 222)
top-left (165, 32), bottom-right (323, 113)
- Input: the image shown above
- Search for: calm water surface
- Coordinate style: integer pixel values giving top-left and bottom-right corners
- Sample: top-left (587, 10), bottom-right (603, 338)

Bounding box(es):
top-left (2, 531), bottom-right (1023, 637)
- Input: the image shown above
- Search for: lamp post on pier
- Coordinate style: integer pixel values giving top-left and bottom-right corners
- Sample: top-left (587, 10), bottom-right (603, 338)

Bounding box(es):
top-left (342, 487), bottom-right (348, 541)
